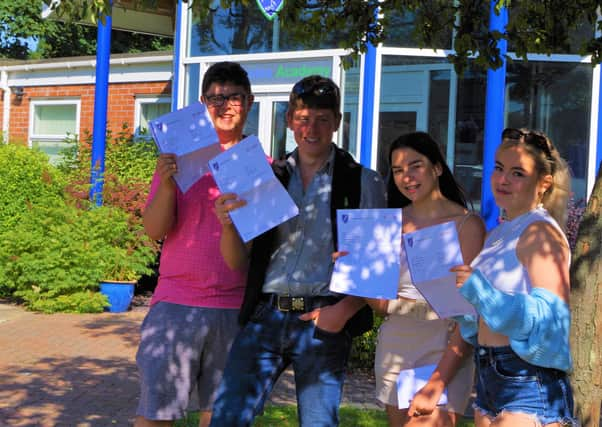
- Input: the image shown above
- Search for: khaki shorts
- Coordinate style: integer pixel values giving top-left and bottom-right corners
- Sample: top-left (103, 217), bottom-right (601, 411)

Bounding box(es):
top-left (375, 299), bottom-right (474, 414)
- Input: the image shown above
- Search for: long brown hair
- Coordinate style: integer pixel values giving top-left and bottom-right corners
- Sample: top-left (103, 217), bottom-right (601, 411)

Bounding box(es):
top-left (500, 128), bottom-right (571, 228)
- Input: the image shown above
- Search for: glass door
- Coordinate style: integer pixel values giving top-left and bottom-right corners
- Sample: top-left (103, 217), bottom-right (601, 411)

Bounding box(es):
top-left (376, 107), bottom-right (423, 177)
top-left (243, 94), bottom-right (292, 158)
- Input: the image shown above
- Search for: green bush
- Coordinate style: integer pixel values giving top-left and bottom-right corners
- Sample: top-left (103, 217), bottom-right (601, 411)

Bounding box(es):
top-left (0, 129), bottom-right (159, 313)
top-left (0, 143), bottom-right (65, 230)
top-left (349, 314), bottom-right (383, 370)
top-left (59, 127), bottom-right (159, 249)
top-left (0, 202), bottom-right (155, 312)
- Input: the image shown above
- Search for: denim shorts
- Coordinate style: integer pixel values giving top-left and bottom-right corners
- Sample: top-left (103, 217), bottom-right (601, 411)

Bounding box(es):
top-left (474, 345), bottom-right (577, 426)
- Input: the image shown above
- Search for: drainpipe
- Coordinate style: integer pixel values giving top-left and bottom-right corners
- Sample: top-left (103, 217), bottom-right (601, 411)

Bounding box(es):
top-left (0, 70), bottom-right (10, 143)
top-left (481, 1), bottom-right (508, 230)
top-left (90, 8), bottom-right (112, 207)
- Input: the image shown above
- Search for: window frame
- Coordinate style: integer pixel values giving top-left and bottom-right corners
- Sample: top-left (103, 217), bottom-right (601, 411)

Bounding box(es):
top-left (134, 95), bottom-right (172, 138)
top-left (28, 98), bottom-right (81, 144)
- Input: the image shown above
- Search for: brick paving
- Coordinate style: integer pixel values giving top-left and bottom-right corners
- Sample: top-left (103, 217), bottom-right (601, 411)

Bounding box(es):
top-left (0, 301), bottom-right (379, 427)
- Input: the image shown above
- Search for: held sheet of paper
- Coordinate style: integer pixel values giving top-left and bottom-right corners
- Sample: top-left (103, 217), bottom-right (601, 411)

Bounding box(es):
top-left (208, 136), bottom-right (299, 242)
top-left (149, 102), bottom-right (221, 194)
top-left (403, 221), bottom-right (476, 318)
top-left (329, 209), bottom-right (402, 299)
top-left (396, 364), bottom-right (448, 409)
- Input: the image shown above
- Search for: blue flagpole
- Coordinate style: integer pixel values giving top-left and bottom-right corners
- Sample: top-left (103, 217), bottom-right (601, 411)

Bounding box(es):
top-left (481, 1), bottom-right (508, 229)
top-left (90, 9), bottom-right (112, 206)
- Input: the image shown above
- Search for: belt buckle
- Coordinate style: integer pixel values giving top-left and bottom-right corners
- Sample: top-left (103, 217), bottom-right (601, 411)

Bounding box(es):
top-left (291, 297), bottom-right (305, 311)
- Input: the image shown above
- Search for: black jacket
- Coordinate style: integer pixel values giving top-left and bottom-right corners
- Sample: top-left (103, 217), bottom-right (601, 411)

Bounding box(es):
top-left (238, 145), bottom-right (373, 337)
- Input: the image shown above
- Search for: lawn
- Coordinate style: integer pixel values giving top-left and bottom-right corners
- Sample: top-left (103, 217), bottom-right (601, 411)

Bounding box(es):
top-left (176, 406), bottom-right (476, 427)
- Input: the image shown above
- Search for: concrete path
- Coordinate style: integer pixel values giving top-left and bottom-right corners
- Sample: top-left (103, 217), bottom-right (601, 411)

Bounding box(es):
top-left (0, 301), bottom-right (379, 427)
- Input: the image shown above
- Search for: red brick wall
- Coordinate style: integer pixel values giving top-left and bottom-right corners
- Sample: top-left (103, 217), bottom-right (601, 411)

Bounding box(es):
top-left (7, 81), bottom-right (171, 144)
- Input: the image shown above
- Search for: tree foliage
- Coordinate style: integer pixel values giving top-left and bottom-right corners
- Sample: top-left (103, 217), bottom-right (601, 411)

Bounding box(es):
top-left (0, 0), bottom-right (172, 60)
top-left (48, 0), bottom-right (600, 73)
top-left (0, 0), bottom-right (49, 59)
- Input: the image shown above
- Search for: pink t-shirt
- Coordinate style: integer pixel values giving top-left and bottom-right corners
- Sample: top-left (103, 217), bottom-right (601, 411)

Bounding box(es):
top-left (146, 172), bottom-right (246, 309)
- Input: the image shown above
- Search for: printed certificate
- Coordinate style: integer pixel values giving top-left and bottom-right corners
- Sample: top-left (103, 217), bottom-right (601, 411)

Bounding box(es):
top-left (208, 136), bottom-right (299, 242)
top-left (396, 364), bottom-right (448, 409)
top-left (329, 209), bottom-right (402, 299)
top-left (149, 102), bottom-right (221, 193)
top-left (403, 221), bottom-right (476, 318)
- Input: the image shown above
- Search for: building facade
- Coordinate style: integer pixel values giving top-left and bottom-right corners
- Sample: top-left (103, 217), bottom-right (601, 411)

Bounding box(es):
top-left (0, 52), bottom-right (172, 163)
top-left (2, 1), bottom-right (600, 224)
top-left (171, 2), bottom-right (600, 220)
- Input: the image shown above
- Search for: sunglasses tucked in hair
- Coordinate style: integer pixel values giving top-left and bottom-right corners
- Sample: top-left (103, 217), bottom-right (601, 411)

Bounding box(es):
top-left (502, 128), bottom-right (554, 159)
top-left (204, 93), bottom-right (246, 108)
top-left (292, 79), bottom-right (339, 98)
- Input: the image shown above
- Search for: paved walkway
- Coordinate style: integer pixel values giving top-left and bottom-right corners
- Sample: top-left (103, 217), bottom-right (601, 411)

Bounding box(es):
top-left (0, 301), bottom-right (379, 427)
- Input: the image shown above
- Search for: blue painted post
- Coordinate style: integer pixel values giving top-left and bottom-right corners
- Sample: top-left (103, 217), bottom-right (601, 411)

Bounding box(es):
top-left (481, 1), bottom-right (508, 229)
top-left (171, 0), bottom-right (183, 111)
top-left (359, 41), bottom-right (377, 167)
top-left (90, 11), bottom-right (112, 206)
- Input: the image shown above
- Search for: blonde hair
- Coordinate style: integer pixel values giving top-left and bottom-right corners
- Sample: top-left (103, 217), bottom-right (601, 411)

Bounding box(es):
top-left (500, 129), bottom-right (571, 229)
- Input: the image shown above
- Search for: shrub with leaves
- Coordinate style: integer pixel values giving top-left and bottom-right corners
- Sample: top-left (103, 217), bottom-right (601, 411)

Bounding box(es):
top-left (349, 314), bottom-right (383, 370)
top-left (0, 202), bottom-right (155, 312)
top-left (0, 128), bottom-right (159, 312)
top-left (60, 126), bottom-right (157, 216)
top-left (0, 143), bottom-right (65, 230)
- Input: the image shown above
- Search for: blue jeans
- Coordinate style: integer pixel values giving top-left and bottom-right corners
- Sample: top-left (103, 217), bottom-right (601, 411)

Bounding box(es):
top-left (474, 346), bottom-right (576, 426)
top-left (209, 301), bottom-right (352, 427)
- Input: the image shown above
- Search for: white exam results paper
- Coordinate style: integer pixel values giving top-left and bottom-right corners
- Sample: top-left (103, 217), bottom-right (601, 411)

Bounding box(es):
top-left (403, 221), bottom-right (476, 318)
top-left (329, 209), bottom-right (402, 299)
top-left (149, 102), bottom-right (221, 194)
top-left (208, 136), bottom-right (299, 242)
top-left (396, 364), bottom-right (448, 409)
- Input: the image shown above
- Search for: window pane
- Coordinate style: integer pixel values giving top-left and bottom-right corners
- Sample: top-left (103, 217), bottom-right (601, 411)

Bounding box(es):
top-left (33, 104), bottom-right (77, 136)
top-left (140, 102), bottom-right (171, 133)
top-left (243, 102), bottom-right (259, 139)
top-left (31, 140), bottom-right (68, 165)
top-left (454, 66), bottom-right (487, 210)
top-left (507, 7), bottom-right (594, 55)
top-left (342, 59), bottom-right (360, 157)
top-left (271, 101), bottom-right (290, 160)
top-left (505, 61), bottom-right (592, 201)
top-left (378, 56), bottom-right (452, 177)
top-left (188, 2), bottom-right (343, 56)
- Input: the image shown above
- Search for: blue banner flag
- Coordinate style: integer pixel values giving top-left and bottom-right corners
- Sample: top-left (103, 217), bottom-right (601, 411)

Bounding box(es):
top-left (256, 0), bottom-right (284, 20)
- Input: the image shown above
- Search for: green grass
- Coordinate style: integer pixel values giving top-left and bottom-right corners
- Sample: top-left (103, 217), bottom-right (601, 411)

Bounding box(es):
top-left (175, 405), bottom-right (476, 427)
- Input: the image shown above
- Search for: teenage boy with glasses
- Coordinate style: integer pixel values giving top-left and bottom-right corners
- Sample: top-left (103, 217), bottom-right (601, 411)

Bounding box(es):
top-left (210, 75), bottom-right (386, 427)
top-left (134, 62), bottom-right (254, 427)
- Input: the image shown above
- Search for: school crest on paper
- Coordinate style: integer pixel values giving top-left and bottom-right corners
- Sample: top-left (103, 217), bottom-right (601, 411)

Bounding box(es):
top-left (256, 0), bottom-right (284, 20)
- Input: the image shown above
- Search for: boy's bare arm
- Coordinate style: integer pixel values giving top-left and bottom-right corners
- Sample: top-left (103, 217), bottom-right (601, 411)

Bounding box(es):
top-left (215, 193), bottom-right (251, 270)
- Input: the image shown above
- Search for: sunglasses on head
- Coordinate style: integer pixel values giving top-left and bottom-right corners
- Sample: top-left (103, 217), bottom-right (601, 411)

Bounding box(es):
top-left (502, 128), bottom-right (553, 159)
top-left (292, 80), bottom-right (339, 98)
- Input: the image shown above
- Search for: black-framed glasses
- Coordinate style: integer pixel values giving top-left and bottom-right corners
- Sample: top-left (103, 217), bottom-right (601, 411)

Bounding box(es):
top-left (291, 80), bottom-right (339, 98)
top-left (502, 128), bottom-right (553, 159)
top-left (203, 92), bottom-right (246, 107)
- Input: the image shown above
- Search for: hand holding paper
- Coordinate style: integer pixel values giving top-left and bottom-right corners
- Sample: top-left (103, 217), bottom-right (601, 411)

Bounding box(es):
top-left (403, 221), bottom-right (476, 318)
top-left (397, 364), bottom-right (448, 410)
top-left (208, 136), bottom-right (299, 242)
top-left (149, 102), bottom-right (221, 193)
top-left (329, 209), bottom-right (402, 299)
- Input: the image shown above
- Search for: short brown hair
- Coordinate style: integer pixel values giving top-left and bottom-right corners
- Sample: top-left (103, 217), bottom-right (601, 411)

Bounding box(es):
top-left (288, 75), bottom-right (341, 116)
top-left (202, 62), bottom-right (251, 96)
